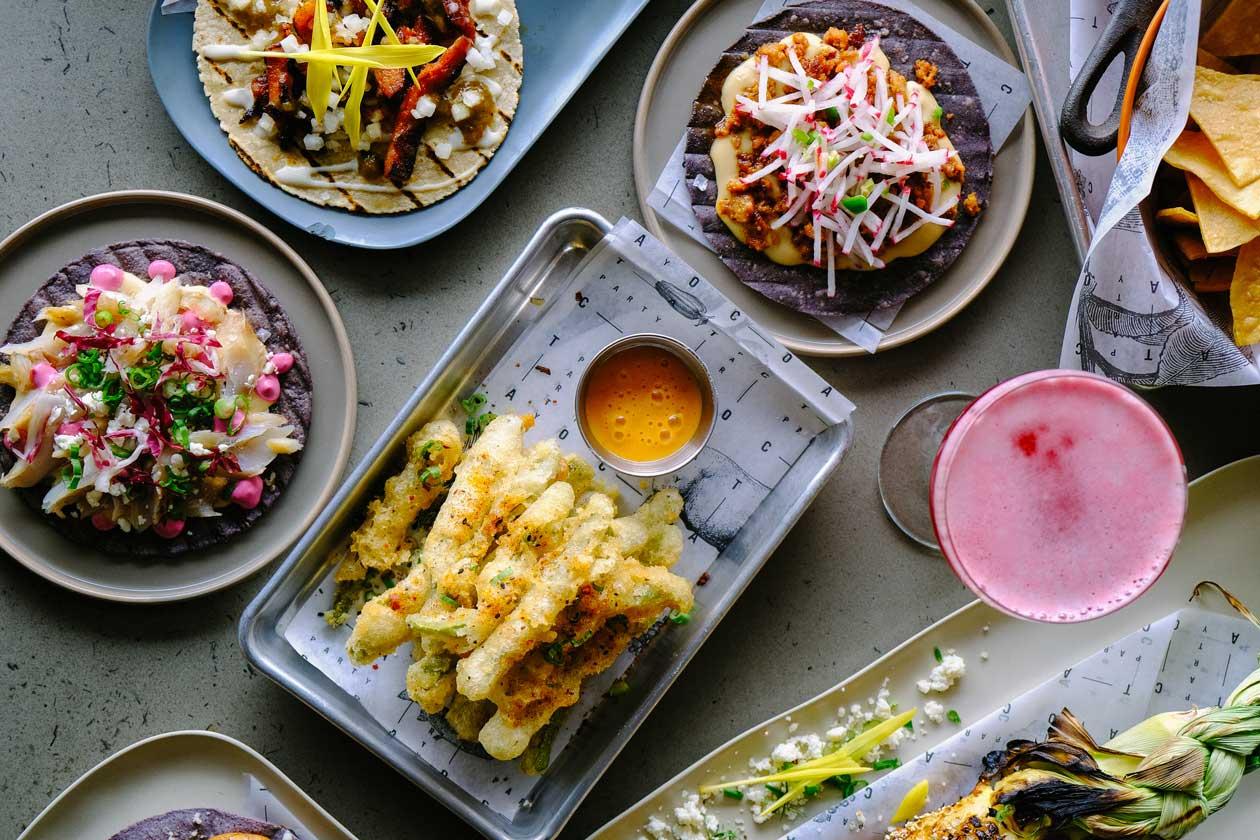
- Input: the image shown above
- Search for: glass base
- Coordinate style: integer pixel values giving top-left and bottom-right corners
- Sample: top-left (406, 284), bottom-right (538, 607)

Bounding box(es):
top-left (878, 392), bottom-right (976, 550)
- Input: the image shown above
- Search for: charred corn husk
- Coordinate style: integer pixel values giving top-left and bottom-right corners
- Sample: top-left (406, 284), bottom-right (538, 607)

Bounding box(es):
top-left (886, 665), bottom-right (1260, 839)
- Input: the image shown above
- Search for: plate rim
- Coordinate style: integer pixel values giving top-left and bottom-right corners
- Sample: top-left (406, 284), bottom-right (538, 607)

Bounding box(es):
top-left (589, 453), bottom-right (1260, 838)
top-left (0, 188), bottom-right (357, 603)
top-left (632, 0), bottom-right (1036, 356)
top-left (16, 729), bottom-right (360, 840)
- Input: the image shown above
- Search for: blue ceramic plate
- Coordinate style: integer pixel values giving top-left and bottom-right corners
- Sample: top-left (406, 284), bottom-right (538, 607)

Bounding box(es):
top-left (147, 0), bottom-right (649, 249)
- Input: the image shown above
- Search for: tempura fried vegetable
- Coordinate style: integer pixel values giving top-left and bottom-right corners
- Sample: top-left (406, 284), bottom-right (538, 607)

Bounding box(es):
top-left (345, 419), bottom-right (462, 577)
top-left (341, 412), bottom-right (693, 763)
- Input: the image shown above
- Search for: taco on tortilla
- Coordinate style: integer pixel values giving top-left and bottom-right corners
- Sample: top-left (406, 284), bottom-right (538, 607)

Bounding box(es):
top-left (193, 0), bottom-right (522, 214)
top-left (0, 240), bottom-right (311, 557)
top-left (106, 807), bottom-right (301, 840)
top-left (686, 0), bottom-right (993, 315)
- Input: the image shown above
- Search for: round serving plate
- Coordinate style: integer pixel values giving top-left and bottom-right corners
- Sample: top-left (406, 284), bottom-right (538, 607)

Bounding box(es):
top-left (0, 190), bottom-right (356, 603)
top-left (633, 0), bottom-right (1037, 356)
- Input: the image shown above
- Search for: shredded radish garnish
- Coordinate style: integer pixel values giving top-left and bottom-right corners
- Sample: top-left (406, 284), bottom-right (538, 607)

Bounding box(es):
top-left (735, 35), bottom-right (960, 293)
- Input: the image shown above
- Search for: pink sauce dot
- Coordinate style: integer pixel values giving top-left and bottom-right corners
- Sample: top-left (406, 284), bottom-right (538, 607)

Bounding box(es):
top-left (153, 519), bottom-right (185, 539)
top-left (91, 513), bottom-right (116, 531)
top-left (31, 362), bottom-right (59, 389)
top-left (230, 475), bottom-right (264, 510)
top-left (89, 264), bottom-right (124, 291)
top-left (255, 374), bottom-right (280, 402)
top-left (209, 280), bottom-right (234, 305)
top-left (148, 259), bottom-right (177, 282)
top-left (270, 351), bottom-right (295, 374)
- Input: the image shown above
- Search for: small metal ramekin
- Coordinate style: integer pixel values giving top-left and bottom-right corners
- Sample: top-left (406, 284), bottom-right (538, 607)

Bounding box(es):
top-left (574, 333), bottom-right (716, 477)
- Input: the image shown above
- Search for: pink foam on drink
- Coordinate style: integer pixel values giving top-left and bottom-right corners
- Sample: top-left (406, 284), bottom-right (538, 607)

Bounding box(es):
top-left (931, 370), bottom-right (1186, 623)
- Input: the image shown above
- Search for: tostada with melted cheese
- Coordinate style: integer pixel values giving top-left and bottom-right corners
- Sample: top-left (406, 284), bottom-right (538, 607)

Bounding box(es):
top-left (686, 0), bottom-right (994, 315)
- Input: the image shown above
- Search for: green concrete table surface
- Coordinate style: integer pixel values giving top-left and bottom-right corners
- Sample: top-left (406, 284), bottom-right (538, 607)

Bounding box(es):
top-left (2, 2), bottom-right (1258, 838)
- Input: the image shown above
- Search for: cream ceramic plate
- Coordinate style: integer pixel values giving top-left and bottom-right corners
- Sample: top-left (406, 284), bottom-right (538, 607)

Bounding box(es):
top-left (592, 454), bottom-right (1260, 838)
top-left (0, 191), bottom-right (356, 602)
top-left (633, 0), bottom-right (1036, 356)
top-left (17, 730), bottom-right (359, 840)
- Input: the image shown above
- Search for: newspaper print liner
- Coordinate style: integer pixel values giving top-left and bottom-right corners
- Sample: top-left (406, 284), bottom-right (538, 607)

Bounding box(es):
top-left (684, 0), bottom-right (994, 316)
top-left (1060, 0), bottom-right (1259, 386)
top-left (0, 239), bottom-right (313, 557)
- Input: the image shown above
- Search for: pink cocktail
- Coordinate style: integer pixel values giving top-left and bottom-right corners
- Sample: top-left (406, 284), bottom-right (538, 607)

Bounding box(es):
top-left (930, 370), bottom-right (1187, 623)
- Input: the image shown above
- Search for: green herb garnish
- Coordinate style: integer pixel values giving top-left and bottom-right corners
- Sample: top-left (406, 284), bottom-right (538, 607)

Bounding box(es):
top-left (609, 679), bottom-right (630, 697)
top-left (873, 758), bottom-right (901, 771)
top-left (439, 593), bottom-right (459, 607)
top-left (63, 444), bottom-right (83, 490)
top-left (66, 349), bottom-right (106, 390)
top-left (932, 105), bottom-right (943, 122)
top-left (722, 788), bottom-right (743, 800)
top-left (934, 646), bottom-right (944, 663)
top-left (669, 611), bottom-right (691, 625)
top-left (841, 195), bottom-right (868, 214)
top-left (824, 106), bottom-right (842, 122)
top-left (804, 783), bottom-right (822, 797)
top-left (419, 465), bottom-right (443, 486)
top-left (947, 709), bottom-right (962, 724)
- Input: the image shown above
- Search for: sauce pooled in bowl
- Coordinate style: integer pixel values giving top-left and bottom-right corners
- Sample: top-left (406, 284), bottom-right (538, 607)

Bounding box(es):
top-left (582, 345), bottom-right (704, 463)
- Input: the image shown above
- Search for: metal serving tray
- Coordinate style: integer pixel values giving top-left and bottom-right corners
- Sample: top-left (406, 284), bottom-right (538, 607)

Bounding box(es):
top-left (1005, 0), bottom-right (1092, 261)
top-left (239, 208), bottom-right (853, 840)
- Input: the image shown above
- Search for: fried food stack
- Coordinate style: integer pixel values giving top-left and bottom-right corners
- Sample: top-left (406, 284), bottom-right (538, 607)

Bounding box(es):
top-left (341, 413), bottom-right (692, 762)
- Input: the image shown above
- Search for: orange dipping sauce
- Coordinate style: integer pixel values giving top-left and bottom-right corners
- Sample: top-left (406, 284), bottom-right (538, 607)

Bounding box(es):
top-left (582, 345), bottom-right (704, 463)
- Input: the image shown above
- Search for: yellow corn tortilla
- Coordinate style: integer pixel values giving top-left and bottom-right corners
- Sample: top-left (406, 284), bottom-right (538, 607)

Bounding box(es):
top-left (1165, 132), bottom-right (1260, 219)
top-left (1187, 173), bottom-right (1260, 253)
top-left (1155, 206), bottom-right (1199, 227)
top-left (1189, 67), bottom-right (1260, 187)
top-left (1201, 0), bottom-right (1260, 58)
top-left (1230, 239), bottom-right (1260, 345)
top-left (192, 0), bottom-right (523, 215)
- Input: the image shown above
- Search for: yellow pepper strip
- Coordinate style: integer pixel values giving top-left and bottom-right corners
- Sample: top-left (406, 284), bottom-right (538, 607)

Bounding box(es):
top-left (698, 764), bottom-right (870, 794)
top-left (203, 44), bottom-right (446, 70)
top-left (307, 0), bottom-right (334, 123)
top-left (891, 779), bottom-right (930, 823)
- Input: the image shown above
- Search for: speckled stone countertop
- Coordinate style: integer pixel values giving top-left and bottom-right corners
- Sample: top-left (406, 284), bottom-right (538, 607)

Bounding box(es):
top-left (2, 2), bottom-right (1259, 839)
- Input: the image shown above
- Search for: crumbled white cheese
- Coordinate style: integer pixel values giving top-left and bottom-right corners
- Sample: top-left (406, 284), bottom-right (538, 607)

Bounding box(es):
top-left (365, 121), bottom-right (383, 141)
top-left (465, 46), bottom-right (495, 71)
top-left (326, 91), bottom-right (341, 111)
top-left (917, 652), bottom-right (967, 694)
top-left (923, 700), bottom-right (946, 724)
top-left (303, 133), bottom-right (325, 151)
top-left (323, 109), bottom-right (342, 135)
top-left (334, 12), bottom-right (370, 41)
top-left (980, 651), bottom-right (989, 661)
top-left (411, 95), bottom-right (438, 119)
top-left (770, 733), bottom-right (825, 765)
top-left (849, 810), bottom-right (866, 832)
top-left (53, 433), bottom-right (84, 457)
top-left (254, 112), bottom-right (277, 137)
top-left (189, 442), bottom-right (211, 457)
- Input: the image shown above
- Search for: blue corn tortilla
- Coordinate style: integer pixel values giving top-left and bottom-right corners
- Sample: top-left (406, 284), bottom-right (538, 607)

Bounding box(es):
top-left (0, 240), bottom-right (312, 557)
top-left (685, 0), bottom-right (994, 315)
top-left (106, 807), bottom-right (300, 839)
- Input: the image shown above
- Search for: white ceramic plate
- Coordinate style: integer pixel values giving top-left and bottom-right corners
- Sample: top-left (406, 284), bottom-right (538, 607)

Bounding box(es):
top-left (0, 191), bottom-right (356, 602)
top-left (633, 0), bottom-right (1036, 356)
top-left (18, 730), bottom-right (359, 840)
top-left (592, 454), bottom-right (1260, 838)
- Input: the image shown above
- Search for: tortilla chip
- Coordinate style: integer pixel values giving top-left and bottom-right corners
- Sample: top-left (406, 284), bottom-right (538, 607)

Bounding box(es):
top-left (1189, 67), bottom-right (1260, 186)
top-left (1197, 51), bottom-right (1238, 75)
top-left (1230, 240), bottom-right (1260, 345)
top-left (1187, 173), bottom-right (1260, 253)
top-left (1191, 260), bottom-right (1236, 293)
top-left (1201, 0), bottom-right (1260, 58)
top-left (1165, 132), bottom-right (1260, 219)
top-left (1172, 231), bottom-right (1210, 262)
top-left (1156, 206), bottom-right (1200, 227)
